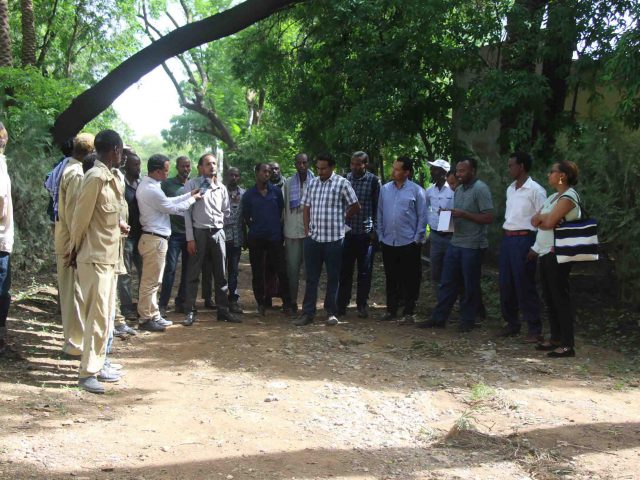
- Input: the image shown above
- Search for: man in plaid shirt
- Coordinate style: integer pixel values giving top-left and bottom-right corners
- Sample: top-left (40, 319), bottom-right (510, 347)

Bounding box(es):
top-left (337, 151), bottom-right (380, 318)
top-left (294, 153), bottom-right (360, 326)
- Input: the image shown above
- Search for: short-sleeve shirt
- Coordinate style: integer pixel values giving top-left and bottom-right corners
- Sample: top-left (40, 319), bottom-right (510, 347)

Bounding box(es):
top-left (451, 179), bottom-right (494, 249)
top-left (531, 188), bottom-right (581, 257)
top-left (425, 183), bottom-right (454, 231)
top-left (301, 173), bottom-right (358, 243)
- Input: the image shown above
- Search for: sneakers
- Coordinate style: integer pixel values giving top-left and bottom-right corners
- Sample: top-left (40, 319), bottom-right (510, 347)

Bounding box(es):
top-left (156, 316), bottom-right (173, 327)
top-left (78, 376), bottom-right (105, 394)
top-left (397, 314), bottom-right (417, 325)
top-left (139, 318), bottom-right (166, 332)
top-left (217, 311), bottom-right (242, 323)
top-left (357, 306), bottom-right (369, 318)
top-left (104, 358), bottom-right (123, 371)
top-left (97, 368), bottom-right (121, 383)
top-left (293, 313), bottom-right (314, 326)
top-left (114, 323), bottom-right (137, 336)
top-left (183, 311), bottom-right (196, 327)
top-left (326, 315), bottom-right (339, 326)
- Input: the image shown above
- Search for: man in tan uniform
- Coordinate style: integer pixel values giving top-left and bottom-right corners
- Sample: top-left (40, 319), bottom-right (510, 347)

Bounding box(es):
top-left (55, 133), bottom-right (94, 357)
top-left (69, 130), bottom-right (125, 394)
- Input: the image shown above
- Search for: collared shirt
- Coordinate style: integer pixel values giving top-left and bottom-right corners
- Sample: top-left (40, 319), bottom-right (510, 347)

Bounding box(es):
top-left (377, 179), bottom-right (428, 247)
top-left (0, 154), bottom-right (14, 254)
top-left (301, 172), bottom-right (359, 243)
top-left (425, 183), bottom-right (454, 231)
top-left (283, 173), bottom-right (311, 239)
top-left (71, 160), bottom-right (123, 265)
top-left (345, 171), bottom-right (380, 235)
top-left (242, 183), bottom-right (284, 243)
top-left (224, 186), bottom-right (245, 247)
top-left (136, 175), bottom-right (195, 237)
top-left (503, 176), bottom-right (547, 231)
top-left (54, 158), bottom-right (84, 255)
top-left (184, 176), bottom-right (229, 242)
top-left (451, 178), bottom-right (494, 249)
top-left (161, 176), bottom-right (189, 235)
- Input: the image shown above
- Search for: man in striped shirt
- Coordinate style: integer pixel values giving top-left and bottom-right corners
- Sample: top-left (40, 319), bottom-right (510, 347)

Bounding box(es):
top-left (294, 153), bottom-right (360, 327)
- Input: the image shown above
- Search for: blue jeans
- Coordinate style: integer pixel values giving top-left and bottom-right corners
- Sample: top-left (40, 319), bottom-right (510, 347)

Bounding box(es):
top-left (302, 238), bottom-right (343, 316)
top-left (337, 233), bottom-right (375, 311)
top-left (499, 233), bottom-right (541, 334)
top-left (432, 245), bottom-right (483, 327)
top-left (0, 252), bottom-right (11, 329)
top-left (159, 232), bottom-right (188, 308)
top-left (117, 237), bottom-right (142, 315)
top-left (226, 243), bottom-right (241, 301)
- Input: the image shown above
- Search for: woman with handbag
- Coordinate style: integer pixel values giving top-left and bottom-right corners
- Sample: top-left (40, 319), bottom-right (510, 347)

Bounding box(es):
top-left (527, 160), bottom-right (581, 358)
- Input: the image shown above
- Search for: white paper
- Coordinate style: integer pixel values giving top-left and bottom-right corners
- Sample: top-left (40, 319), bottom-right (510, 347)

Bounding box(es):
top-left (437, 210), bottom-right (454, 232)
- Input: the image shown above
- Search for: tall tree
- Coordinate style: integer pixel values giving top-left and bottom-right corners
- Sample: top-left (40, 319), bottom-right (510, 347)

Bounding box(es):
top-left (0, 0), bottom-right (12, 67)
top-left (52, 0), bottom-right (301, 146)
top-left (20, 0), bottom-right (36, 66)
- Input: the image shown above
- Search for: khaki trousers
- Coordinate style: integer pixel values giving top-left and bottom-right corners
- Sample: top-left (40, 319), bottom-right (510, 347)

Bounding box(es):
top-left (77, 262), bottom-right (115, 378)
top-left (137, 234), bottom-right (168, 320)
top-left (56, 254), bottom-right (84, 355)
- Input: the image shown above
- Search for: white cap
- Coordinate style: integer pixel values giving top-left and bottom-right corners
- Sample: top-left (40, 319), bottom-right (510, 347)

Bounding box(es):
top-left (427, 159), bottom-right (451, 172)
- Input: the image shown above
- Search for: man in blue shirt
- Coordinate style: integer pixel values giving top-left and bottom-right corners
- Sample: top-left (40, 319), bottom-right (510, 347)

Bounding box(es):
top-left (242, 163), bottom-right (292, 316)
top-left (377, 157), bottom-right (428, 324)
top-left (337, 151), bottom-right (380, 318)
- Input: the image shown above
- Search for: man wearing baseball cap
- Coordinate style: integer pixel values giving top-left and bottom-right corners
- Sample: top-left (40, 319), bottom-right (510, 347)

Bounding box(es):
top-left (425, 159), bottom-right (454, 293)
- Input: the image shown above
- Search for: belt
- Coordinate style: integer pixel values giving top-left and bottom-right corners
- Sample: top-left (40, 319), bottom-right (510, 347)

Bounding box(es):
top-left (504, 230), bottom-right (534, 237)
top-left (432, 230), bottom-right (453, 237)
top-left (142, 231), bottom-right (169, 241)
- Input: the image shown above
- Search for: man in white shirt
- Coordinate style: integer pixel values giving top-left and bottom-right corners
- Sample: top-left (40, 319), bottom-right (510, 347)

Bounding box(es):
top-left (498, 152), bottom-right (547, 342)
top-left (136, 154), bottom-right (201, 332)
top-left (425, 159), bottom-right (454, 292)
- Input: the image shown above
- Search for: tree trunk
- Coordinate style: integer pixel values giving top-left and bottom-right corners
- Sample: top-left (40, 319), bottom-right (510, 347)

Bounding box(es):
top-left (498, 0), bottom-right (548, 154)
top-left (20, 0), bottom-right (36, 66)
top-left (0, 0), bottom-right (12, 67)
top-left (52, 0), bottom-right (301, 146)
top-left (532, 0), bottom-right (579, 157)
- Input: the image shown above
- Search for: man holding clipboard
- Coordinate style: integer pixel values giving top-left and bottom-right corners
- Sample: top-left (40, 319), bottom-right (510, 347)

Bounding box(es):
top-left (424, 159), bottom-right (454, 293)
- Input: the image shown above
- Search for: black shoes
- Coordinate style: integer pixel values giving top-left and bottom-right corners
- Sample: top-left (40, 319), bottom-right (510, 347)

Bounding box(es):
top-left (139, 318), bottom-right (166, 332)
top-left (547, 347), bottom-right (575, 358)
top-left (415, 320), bottom-right (445, 329)
top-left (357, 306), bottom-right (369, 318)
top-left (218, 311), bottom-right (242, 323)
top-left (293, 313), bottom-right (314, 326)
top-left (229, 301), bottom-right (244, 314)
top-left (183, 311), bottom-right (196, 327)
top-left (496, 326), bottom-right (520, 337)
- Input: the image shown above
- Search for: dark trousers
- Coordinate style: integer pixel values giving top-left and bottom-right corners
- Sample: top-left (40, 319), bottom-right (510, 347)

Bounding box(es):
top-left (159, 232), bottom-right (188, 308)
top-left (540, 253), bottom-right (575, 347)
top-left (337, 233), bottom-right (375, 311)
top-left (381, 242), bottom-right (422, 315)
top-left (184, 228), bottom-right (229, 315)
top-left (248, 238), bottom-right (290, 307)
top-left (0, 251), bottom-right (11, 329)
top-left (302, 238), bottom-right (343, 316)
top-left (432, 245), bottom-right (482, 327)
top-left (499, 234), bottom-right (541, 334)
top-left (201, 256), bottom-right (213, 302)
top-left (226, 243), bottom-right (242, 301)
top-left (429, 232), bottom-right (452, 285)
top-left (117, 237), bottom-right (142, 315)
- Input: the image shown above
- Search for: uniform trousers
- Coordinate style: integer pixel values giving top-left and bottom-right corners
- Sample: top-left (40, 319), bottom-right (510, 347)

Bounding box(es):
top-left (56, 254), bottom-right (84, 355)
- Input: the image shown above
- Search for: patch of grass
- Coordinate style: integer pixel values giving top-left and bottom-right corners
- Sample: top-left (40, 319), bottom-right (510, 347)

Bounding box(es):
top-left (410, 340), bottom-right (445, 357)
top-left (470, 382), bottom-right (496, 401)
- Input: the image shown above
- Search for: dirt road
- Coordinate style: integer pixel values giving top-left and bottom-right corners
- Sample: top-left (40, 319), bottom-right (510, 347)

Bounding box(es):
top-left (1, 258), bottom-right (639, 479)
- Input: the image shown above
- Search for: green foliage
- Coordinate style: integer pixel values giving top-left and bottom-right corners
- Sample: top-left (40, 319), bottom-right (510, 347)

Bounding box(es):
top-left (555, 119), bottom-right (640, 304)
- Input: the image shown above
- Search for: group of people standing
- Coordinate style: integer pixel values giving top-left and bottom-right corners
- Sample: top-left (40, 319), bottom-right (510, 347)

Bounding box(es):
top-left (0, 122), bottom-right (585, 393)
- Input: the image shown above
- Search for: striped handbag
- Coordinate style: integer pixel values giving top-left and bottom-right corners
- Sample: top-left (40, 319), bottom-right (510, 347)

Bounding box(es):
top-left (554, 194), bottom-right (599, 264)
